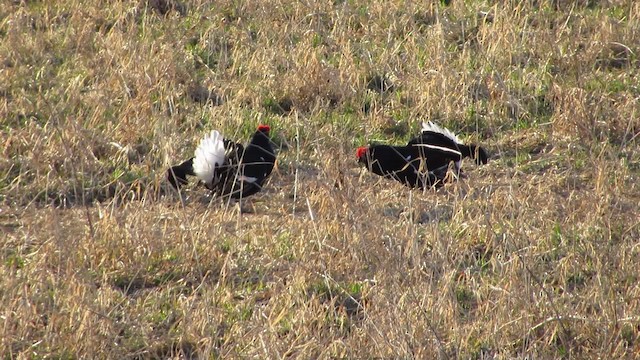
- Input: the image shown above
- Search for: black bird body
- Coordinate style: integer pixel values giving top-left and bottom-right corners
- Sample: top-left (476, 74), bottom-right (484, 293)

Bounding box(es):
top-left (357, 145), bottom-right (447, 189)
top-left (357, 121), bottom-right (489, 189)
top-left (220, 127), bottom-right (276, 198)
top-left (167, 125), bottom-right (276, 199)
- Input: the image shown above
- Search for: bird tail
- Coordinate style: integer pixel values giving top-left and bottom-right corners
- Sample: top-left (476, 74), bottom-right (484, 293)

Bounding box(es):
top-left (193, 130), bottom-right (226, 186)
top-left (460, 144), bottom-right (489, 165)
top-left (421, 121), bottom-right (461, 143)
top-left (167, 158), bottom-right (194, 189)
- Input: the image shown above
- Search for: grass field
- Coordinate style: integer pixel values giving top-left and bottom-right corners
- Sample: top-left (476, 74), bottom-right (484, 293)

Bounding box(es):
top-left (1, 0), bottom-right (639, 358)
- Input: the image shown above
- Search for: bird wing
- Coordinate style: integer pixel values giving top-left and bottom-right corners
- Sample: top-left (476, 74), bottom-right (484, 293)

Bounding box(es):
top-left (209, 140), bottom-right (243, 195)
top-left (412, 143), bottom-right (463, 172)
top-left (412, 143), bottom-right (462, 159)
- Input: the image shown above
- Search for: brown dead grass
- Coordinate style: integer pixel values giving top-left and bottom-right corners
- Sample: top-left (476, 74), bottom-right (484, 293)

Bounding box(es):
top-left (1, 0), bottom-right (639, 358)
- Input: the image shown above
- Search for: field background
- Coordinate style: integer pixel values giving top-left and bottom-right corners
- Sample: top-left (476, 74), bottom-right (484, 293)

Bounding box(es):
top-left (1, 0), bottom-right (639, 358)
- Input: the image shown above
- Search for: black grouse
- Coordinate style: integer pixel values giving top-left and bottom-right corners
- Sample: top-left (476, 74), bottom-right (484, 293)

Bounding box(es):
top-left (357, 121), bottom-right (489, 189)
top-left (167, 124), bottom-right (276, 199)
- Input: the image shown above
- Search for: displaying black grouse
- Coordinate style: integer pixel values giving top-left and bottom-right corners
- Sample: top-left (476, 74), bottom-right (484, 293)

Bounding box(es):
top-left (167, 124), bottom-right (276, 199)
top-left (357, 121), bottom-right (489, 189)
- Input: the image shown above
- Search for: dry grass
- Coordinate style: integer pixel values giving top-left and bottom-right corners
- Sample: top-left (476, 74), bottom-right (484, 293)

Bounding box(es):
top-left (1, 0), bottom-right (639, 358)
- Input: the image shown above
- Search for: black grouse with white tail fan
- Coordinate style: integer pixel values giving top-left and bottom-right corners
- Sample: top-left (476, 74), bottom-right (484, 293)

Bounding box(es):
top-left (167, 125), bottom-right (276, 199)
top-left (357, 121), bottom-right (489, 189)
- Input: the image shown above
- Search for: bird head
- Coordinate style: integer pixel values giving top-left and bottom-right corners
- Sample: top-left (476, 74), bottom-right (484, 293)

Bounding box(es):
top-left (356, 146), bottom-right (369, 164)
top-left (257, 124), bottom-right (271, 133)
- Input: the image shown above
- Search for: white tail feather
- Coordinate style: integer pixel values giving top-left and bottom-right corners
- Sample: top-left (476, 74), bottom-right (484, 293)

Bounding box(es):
top-left (193, 130), bottom-right (226, 185)
top-left (421, 121), bottom-right (463, 144)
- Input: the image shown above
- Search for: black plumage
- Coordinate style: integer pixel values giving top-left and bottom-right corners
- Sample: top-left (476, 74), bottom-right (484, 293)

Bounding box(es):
top-left (356, 145), bottom-right (449, 189)
top-left (357, 121), bottom-right (489, 189)
top-left (407, 121), bottom-right (489, 171)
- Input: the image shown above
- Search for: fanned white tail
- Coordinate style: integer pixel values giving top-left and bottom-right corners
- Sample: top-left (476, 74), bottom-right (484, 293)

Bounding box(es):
top-left (421, 121), bottom-right (462, 144)
top-left (193, 130), bottom-right (226, 186)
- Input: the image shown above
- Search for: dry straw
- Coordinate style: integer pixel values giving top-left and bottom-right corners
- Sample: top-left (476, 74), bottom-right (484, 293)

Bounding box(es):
top-left (1, 0), bottom-right (639, 358)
